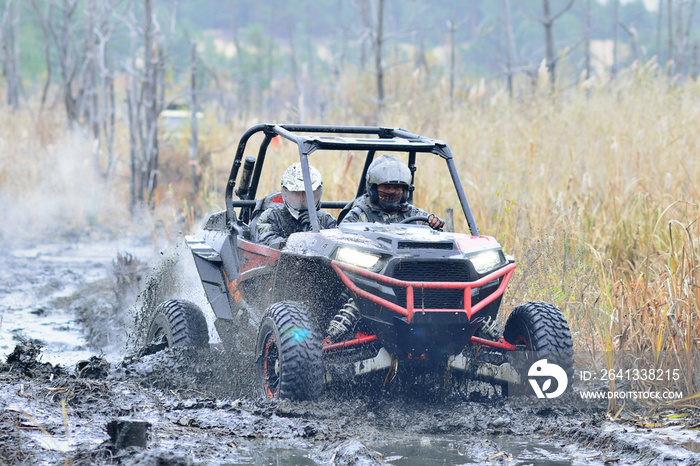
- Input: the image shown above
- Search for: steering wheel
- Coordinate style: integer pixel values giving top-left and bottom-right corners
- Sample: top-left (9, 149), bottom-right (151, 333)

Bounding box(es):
top-left (399, 216), bottom-right (430, 224)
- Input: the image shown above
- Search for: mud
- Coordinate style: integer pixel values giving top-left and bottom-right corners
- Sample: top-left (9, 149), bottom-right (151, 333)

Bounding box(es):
top-left (2, 239), bottom-right (700, 465)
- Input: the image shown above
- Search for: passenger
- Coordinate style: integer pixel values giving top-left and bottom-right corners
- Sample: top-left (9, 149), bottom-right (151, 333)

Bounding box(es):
top-left (341, 154), bottom-right (444, 229)
top-left (253, 163), bottom-right (337, 248)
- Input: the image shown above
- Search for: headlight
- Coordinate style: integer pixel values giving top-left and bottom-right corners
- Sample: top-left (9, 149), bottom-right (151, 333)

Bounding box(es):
top-left (469, 249), bottom-right (505, 274)
top-left (335, 247), bottom-right (381, 269)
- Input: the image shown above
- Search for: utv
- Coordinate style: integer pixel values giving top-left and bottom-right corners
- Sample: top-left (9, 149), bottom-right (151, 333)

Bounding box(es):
top-left (146, 124), bottom-right (574, 400)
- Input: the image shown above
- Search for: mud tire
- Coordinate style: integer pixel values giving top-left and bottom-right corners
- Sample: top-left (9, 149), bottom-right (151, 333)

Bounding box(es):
top-left (146, 300), bottom-right (209, 351)
top-left (503, 301), bottom-right (574, 394)
top-left (254, 301), bottom-right (323, 401)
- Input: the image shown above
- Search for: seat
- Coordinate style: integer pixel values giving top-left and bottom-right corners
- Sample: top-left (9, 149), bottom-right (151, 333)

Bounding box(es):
top-left (336, 198), bottom-right (360, 223)
top-left (249, 191), bottom-right (284, 240)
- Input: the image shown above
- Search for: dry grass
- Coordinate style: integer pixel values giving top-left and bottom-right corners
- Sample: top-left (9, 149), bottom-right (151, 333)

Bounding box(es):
top-left (2, 59), bottom-right (698, 410)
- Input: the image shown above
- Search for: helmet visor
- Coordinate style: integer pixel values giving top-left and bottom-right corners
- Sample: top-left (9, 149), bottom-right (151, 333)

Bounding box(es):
top-left (376, 184), bottom-right (406, 211)
top-left (282, 187), bottom-right (322, 213)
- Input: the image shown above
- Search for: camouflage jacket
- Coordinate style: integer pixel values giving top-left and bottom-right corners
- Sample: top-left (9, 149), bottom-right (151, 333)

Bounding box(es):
top-left (253, 204), bottom-right (337, 248)
top-left (341, 194), bottom-right (429, 224)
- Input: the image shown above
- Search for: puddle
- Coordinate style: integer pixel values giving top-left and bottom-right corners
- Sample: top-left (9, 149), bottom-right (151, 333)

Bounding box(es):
top-left (370, 435), bottom-right (603, 465)
top-left (0, 239), bottom-right (154, 368)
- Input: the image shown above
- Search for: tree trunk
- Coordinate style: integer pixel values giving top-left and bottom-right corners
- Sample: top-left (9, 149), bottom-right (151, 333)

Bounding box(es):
top-left (543, 0), bottom-right (556, 85)
top-left (128, 0), bottom-right (139, 214)
top-left (537, 0), bottom-right (574, 88)
top-left (612, 0), bottom-right (619, 77)
top-left (414, 30), bottom-right (427, 73)
top-left (375, 0), bottom-right (385, 114)
top-left (1, 0), bottom-right (21, 110)
top-left (29, 0), bottom-right (53, 110)
top-left (51, 0), bottom-right (81, 125)
top-left (679, 0), bottom-right (697, 76)
top-left (676, 0), bottom-right (684, 73)
top-left (668, 0), bottom-right (674, 74)
top-left (266, 1), bottom-right (274, 119)
top-left (87, 0), bottom-right (101, 169)
top-left (657, 0), bottom-right (663, 63)
top-left (502, 0), bottom-right (516, 97)
top-left (104, 74), bottom-right (116, 183)
top-left (448, 17), bottom-right (456, 105)
top-left (189, 41), bottom-right (200, 195)
top-left (585, 0), bottom-right (592, 79)
top-left (143, 0), bottom-right (157, 205)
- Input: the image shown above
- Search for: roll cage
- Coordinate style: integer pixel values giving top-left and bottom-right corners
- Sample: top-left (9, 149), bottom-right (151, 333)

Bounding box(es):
top-left (225, 124), bottom-right (480, 236)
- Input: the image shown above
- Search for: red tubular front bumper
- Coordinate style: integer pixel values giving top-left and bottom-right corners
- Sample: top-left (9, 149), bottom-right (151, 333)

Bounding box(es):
top-left (330, 260), bottom-right (516, 324)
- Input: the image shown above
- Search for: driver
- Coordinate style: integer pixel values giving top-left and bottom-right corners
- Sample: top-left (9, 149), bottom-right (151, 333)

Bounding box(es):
top-left (253, 162), bottom-right (337, 248)
top-left (341, 154), bottom-right (444, 229)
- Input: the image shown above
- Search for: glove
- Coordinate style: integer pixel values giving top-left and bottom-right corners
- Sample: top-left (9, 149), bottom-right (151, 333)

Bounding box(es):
top-left (298, 210), bottom-right (311, 229)
top-left (427, 214), bottom-right (445, 230)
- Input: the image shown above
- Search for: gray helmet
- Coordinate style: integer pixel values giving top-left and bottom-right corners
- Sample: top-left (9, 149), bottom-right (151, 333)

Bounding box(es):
top-left (280, 162), bottom-right (323, 219)
top-left (366, 154), bottom-right (411, 211)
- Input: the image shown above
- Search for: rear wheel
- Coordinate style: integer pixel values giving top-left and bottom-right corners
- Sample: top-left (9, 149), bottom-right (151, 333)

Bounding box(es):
top-left (503, 301), bottom-right (574, 395)
top-left (146, 300), bottom-right (209, 353)
top-left (254, 301), bottom-right (323, 401)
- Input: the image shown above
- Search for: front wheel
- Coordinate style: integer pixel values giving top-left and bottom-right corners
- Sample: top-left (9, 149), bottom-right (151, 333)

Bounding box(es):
top-left (145, 300), bottom-right (209, 353)
top-left (503, 301), bottom-right (574, 396)
top-left (254, 301), bottom-right (323, 401)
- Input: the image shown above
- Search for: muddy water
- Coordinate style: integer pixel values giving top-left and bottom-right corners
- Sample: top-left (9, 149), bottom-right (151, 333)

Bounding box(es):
top-left (1, 238), bottom-right (699, 466)
top-left (0, 239), bottom-right (153, 366)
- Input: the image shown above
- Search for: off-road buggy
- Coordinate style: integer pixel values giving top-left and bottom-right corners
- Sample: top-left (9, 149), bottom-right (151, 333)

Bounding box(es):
top-left (145, 124), bottom-right (574, 400)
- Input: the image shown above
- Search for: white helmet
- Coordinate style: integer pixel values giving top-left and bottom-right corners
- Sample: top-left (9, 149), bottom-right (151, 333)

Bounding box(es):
top-left (366, 154), bottom-right (411, 211)
top-left (280, 162), bottom-right (323, 219)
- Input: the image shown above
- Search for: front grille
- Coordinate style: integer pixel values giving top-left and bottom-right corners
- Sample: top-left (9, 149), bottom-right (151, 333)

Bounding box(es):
top-left (391, 260), bottom-right (472, 309)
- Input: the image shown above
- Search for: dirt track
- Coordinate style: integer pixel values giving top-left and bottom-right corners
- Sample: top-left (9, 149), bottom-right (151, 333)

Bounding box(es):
top-left (1, 239), bottom-right (699, 465)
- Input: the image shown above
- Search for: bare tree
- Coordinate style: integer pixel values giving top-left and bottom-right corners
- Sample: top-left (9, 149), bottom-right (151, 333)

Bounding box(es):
top-left (375, 0), bottom-right (385, 114)
top-left (356, 0), bottom-right (372, 72)
top-left (266, 1), bottom-right (275, 119)
top-left (127, 0), bottom-right (166, 212)
top-left (530, 0), bottom-right (575, 87)
top-left (189, 41), bottom-right (200, 194)
top-left (502, 0), bottom-right (517, 97)
top-left (46, 0), bottom-right (83, 125)
top-left (657, 0), bottom-right (663, 63)
top-left (1, 0), bottom-right (21, 110)
top-left (585, 0), bottom-right (592, 79)
top-left (94, 0), bottom-right (122, 182)
top-left (675, 0), bottom-right (684, 71)
top-left (413, 29), bottom-right (428, 73)
top-left (674, 0), bottom-right (697, 74)
top-left (668, 0), bottom-right (674, 73)
top-left (612, 0), bottom-right (619, 77)
top-left (85, 0), bottom-right (99, 139)
top-left (30, 0), bottom-right (119, 176)
top-left (684, 1), bottom-right (697, 70)
top-left (29, 0), bottom-right (53, 110)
